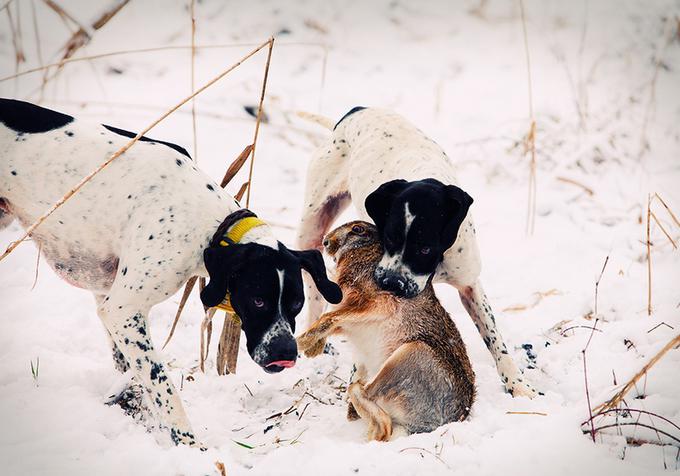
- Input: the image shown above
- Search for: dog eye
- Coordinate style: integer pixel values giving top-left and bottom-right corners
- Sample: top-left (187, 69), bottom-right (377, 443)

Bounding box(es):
top-left (253, 297), bottom-right (265, 308)
top-left (419, 247), bottom-right (431, 255)
top-left (351, 224), bottom-right (365, 234)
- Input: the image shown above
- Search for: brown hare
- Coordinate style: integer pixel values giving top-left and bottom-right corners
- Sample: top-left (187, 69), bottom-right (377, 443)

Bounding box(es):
top-left (297, 221), bottom-right (475, 441)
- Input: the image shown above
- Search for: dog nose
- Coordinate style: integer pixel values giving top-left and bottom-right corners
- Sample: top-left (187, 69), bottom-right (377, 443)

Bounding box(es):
top-left (380, 274), bottom-right (407, 296)
top-left (322, 238), bottom-right (329, 247)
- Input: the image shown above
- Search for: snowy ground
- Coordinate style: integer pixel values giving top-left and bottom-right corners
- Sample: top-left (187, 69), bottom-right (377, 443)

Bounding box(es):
top-left (1, 1), bottom-right (680, 475)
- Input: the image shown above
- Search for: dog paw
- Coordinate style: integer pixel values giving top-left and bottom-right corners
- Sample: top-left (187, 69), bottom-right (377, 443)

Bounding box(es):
top-left (304, 338), bottom-right (327, 358)
top-left (507, 379), bottom-right (540, 399)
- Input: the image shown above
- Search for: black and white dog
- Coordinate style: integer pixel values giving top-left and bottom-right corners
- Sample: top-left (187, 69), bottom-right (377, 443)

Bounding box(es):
top-left (0, 98), bottom-right (342, 447)
top-left (298, 107), bottom-right (537, 398)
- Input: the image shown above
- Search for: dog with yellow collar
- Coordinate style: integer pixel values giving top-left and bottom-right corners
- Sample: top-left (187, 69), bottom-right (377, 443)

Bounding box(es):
top-left (0, 99), bottom-right (342, 448)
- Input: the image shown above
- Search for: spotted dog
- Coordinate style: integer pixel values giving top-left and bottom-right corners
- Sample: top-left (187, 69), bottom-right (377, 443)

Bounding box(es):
top-left (0, 98), bottom-right (342, 447)
top-left (297, 107), bottom-right (537, 398)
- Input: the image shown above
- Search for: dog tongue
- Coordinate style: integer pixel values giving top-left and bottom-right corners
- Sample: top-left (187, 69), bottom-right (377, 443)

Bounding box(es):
top-left (266, 360), bottom-right (296, 368)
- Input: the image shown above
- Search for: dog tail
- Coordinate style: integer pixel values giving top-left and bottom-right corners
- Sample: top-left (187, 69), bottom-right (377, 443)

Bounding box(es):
top-left (295, 111), bottom-right (334, 130)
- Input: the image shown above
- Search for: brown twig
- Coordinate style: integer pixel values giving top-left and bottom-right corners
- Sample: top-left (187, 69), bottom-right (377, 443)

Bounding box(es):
top-left (161, 276), bottom-right (198, 350)
top-left (582, 408), bottom-right (680, 433)
top-left (650, 211), bottom-right (677, 249)
top-left (190, 0), bottom-right (198, 161)
top-left (647, 322), bottom-right (674, 334)
top-left (593, 334), bottom-right (680, 414)
top-left (220, 144), bottom-right (253, 188)
top-left (0, 38), bottom-right (274, 263)
top-left (646, 194), bottom-right (652, 316)
top-left (245, 38), bottom-right (274, 208)
top-left (399, 447), bottom-right (451, 469)
top-left (556, 176), bottom-right (594, 196)
top-left (214, 461), bottom-right (227, 476)
top-left (587, 423), bottom-right (680, 445)
top-left (30, 243), bottom-right (41, 291)
top-left (594, 255), bottom-right (609, 316)
top-left (519, 0), bottom-right (536, 235)
top-left (654, 193), bottom-right (680, 228)
top-left (582, 318), bottom-right (600, 442)
top-left (505, 411), bottom-right (548, 416)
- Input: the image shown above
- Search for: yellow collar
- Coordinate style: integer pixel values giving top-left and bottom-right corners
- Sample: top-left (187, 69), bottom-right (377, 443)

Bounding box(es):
top-left (218, 216), bottom-right (267, 247)
top-left (214, 215), bottom-right (266, 314)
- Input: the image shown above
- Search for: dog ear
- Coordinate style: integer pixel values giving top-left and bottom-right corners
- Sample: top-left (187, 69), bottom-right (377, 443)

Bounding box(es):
top-left (200, 246), bottom-right (245, 308)
top-left (441, 185), bottom-right (474, 250)
top-left (293, 249), bottom-right (343, 304)
top-left (364, 179), bottom-right (408, 232)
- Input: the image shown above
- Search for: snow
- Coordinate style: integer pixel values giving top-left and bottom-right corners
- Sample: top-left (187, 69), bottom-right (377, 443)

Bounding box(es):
top-left (1, 0), bottom-right (680, 474)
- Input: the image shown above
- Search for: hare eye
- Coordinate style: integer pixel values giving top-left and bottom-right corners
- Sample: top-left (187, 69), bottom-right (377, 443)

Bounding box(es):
top-left (253, 297), bottom-right (265, 308)
top-left (351, 224), bottom-right (365, 234)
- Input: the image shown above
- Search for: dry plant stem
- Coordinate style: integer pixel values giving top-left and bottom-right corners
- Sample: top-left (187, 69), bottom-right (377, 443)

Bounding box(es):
top-left (0, 41), bottom-right (326, 83)
top-left (42, 0), bottom-right (85, 31)
top-left (654, 193), bottom-right (680, 228)
top-left (646, 194), bottom-right (652, 316)
top-left (556, 176), bottom-right (594, 196)
top-left (161, 275), bottom-right (198, 350)
top-left (650, 211), bottom-right (677, 249)
top-left (235, 182), bottom-right (248, 202)
top-left (6, 4), bottom-right (26, 73)
top-left (506, 411), bottom-right (548, 416)
top-left (190, 0), bottom-right (198, 161)
top-left (519, 0), bottom-right (536, 235)
top-left (1, 0), bottom-right (15, 12)
top-left (583, 408), bottom-right (680, 433)
top-left (220, 144), bottom-right (253, 188)
top-left (30, 242), bottom-right (41, 290)
top-left (582, 318), bottom-right (600, 443)
top-left (594, 255), bottom-right (609, 316)
top-left (29, 0), bottom-right (46, 102)
top-left (245, 38), bottom-right (275, 208)
top-left (0, 38), bottom-right (273, 264)
top-left (593, 334), bottom-right (680, 414)
top-left (590, 423), bottom-right (680, 445)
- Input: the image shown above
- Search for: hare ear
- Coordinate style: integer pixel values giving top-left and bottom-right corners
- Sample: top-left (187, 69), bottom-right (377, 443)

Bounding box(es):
top-left (200, 246), bottom-right (246, 308)
top-left (292, 249), bottom-right (343, 304)
top-left (364, 179), bottom-right (408, 233)
top-left (441, 185), bottom-right (474, 250)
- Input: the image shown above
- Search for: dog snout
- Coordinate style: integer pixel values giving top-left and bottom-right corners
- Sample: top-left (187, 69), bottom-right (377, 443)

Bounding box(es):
top-left (322, 238), bottom-right (330, 248)
top-left (379, 272), bottom-right (408, 296)
top-left (263, 334), bottom-right (298, 373)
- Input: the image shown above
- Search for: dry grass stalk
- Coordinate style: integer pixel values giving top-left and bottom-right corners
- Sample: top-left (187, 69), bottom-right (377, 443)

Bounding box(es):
top-left (245, 38), bottom-right (275, 208)
top-left (594, 255), bottom-right (609, 316)
top-left (581, 318), bottom-right (600, 443)
top-left (30, 242), bottom-right (41, 290)
top-left (190, 0), bottom-right (198, 161)
top-left (0, 40), bottom-right (326, 84)
top-left (556, 176), bottom-right (594, 196)
top-left (29, 0), bottom-right (46, 101)
top-left (161, 275), bottom-right (198, 350)
top-left (650, 211), bottom-right (677, 249)
top-left (654, 193), bottom-right (680, 228)
top-left (42, 0), bottom-right (84, 31)
top-left (519, 0), bottom-right (537, 235)
top-left (1, 0), bottom-right (15, 12)
top-left (216, 313), bottom-right (241, 375)
top-left (214, 461), bottom-right (227, 476)
top-left (593, 334), bottom-right (680, 414)
top-left (505, 411), bottom-right (548, 416)
top-left (646, 194), bottom-right (652, 316)
top-left (6, 3), bottom-right (26, 73)
top-left (502, 288), bottom-right (560, 312)
top-left (199, 307), bottom-right (216, 373)
top-left (0, 38), bottom-right (274, 264)
top-left (235, 182), bottom-right (248, 202)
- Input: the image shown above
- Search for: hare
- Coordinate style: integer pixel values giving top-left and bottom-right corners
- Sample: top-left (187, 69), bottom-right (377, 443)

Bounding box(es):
top-left (297, 221), bottom-right (475, 441)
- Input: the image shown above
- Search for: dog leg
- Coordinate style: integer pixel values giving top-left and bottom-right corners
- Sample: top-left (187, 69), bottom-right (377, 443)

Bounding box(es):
top-left (297, 300), bottom-right (373, 357)
top-left (459, 281), bottom-right (538, 398)
top-left (297, 142), bottom-right (351, 329)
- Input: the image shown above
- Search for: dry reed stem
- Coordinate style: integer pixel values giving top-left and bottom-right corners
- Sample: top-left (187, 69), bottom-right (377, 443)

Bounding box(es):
top-left (42, 0), bottom-right (84, 31)
top-left (245, 38), bottom-right (274, 208)
top-left (501, 288), bottom-right (560, 312)
top-left (161, 275), bottom-right (198, 350)
top-left (0, 41), bottom-right (326, 83)
top-left (6, 4), bottom-right (26, 73)
top-left (556, 176), bottom-right (594, 196)
top-left (235, 182), bottom-right (248, 202)
top-left (216, 313), bottom-right (241, 375)
top-left (30, 242), bottom-right (41, 291)
top-left (29, 0), bottom-right (46, 102)
top-left (519, 0), bottom-right (536, 235)
top-left (582, 317), bottom-right (600, 442)
top-left (594, 334), bottom-right (680, 414)
top-left (505, 411), bottom-right (548, 416)
top-left (654, 193), bottom-right (680, 228)
top-left (594, 255), bottom-right (609, 316)
top-left (646, 194), bottom-right (652, 316)
top-left (190, 0), bottom-right (198, 162)
top-left (0, 38), bottom-right (273, 264)
top-left (650, 211), bottom-right (678, 249)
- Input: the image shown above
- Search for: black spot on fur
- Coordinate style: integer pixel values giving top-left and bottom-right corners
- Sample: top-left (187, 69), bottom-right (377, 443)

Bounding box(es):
top-left (10, 170), bottom-right (17, 176)
top-left (176, 159), bottom-right (183, 166)
top-left (102, 124), bottom-right (191, 158)
top-left (64, 130), bottom-right (74, 137)
top-left (206, 184), bottom-right (214, 191)
top-left (0, 98), bottom-right (74, 133)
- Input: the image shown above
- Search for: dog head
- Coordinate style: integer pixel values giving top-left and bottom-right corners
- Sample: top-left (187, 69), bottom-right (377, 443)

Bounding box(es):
top-left (323, 220), bottom-right (381, 263)
top-left (365, 178), bottom-right (473, 298)
top-left (200, 242), bottom-right (342, 373)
